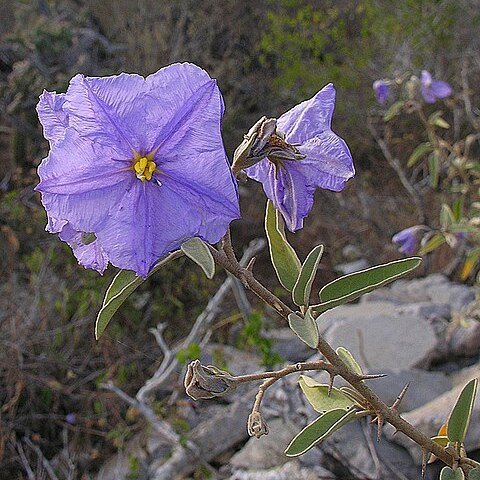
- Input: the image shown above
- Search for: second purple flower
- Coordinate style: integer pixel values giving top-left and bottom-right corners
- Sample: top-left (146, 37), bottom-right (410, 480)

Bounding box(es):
top-left (244, 84), bottom-right (355, 232)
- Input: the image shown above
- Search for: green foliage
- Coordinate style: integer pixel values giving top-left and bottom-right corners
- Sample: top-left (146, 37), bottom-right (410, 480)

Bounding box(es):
top-left (239, 312), bottom-right (283, 368)
top-left (176, 343), bottom-right (201, 365)
top-left (312, 257), bottom-right (422, 315)
top-left (292, 244), bottom-right (324, 307)
top-left (439, 467), bottom-right (465, 480)
top-left (447, 379), bottom-right (478, 444)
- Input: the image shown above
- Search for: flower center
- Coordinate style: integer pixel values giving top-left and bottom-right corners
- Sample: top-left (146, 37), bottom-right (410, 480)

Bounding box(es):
top-left (132, 156), bottom-right (157, 182)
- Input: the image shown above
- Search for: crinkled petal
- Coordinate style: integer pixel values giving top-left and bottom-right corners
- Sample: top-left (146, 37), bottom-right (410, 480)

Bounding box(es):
top-left (295, 130), bottom-right (355, 192)
top-left (373, 80), bottom-right (389, 104)
top-left (95, 176), bottom-right (236, 277)
top-left (277, 84), bottom-right (336, 144)
top-left (392, 227), bottom-right (417, 255)
top-left (245, 159), bottom-right (314, 232)
top-left (145, 63), bottom-right (224, 151)
top-left (58, 223), bottom-right (109, 273)
top-left (37, 128), bottom-right (131, 195)
top-left (37, 91), bottom-right (69, 145)
top-left (430, 80), bottom-right (452, 99)
top-left (64, 73), bottom-right (145, 154)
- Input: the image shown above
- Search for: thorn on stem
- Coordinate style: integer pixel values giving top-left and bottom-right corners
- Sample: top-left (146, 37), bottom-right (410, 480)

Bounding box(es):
top-left (392, 383), bottom-right (410, 411)
top-left (246, 257), bottom-right (256, 272)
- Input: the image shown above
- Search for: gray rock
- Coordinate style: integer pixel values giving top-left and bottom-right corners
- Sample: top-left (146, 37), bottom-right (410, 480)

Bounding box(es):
top-left (323, 420), bottom-right (421, 479)
top-left (363, 369), bottom-right (452, 412)
top-left (325, 313), bottom-right (438, 371)
top-left (229, 461), bottom-right (335, 480)
top-left (230, 418), bottom-right (299, 470)
top-left (264, 328), bottom-right (313, 362)
top-left (386, 378), bottom-right (480, 465)
top-left (335, 259), bottom-right (369, 275)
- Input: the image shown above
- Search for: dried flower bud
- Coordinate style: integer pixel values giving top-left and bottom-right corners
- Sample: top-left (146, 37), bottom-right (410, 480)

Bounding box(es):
top-left (184, 360), bottom-right (237, 400)
top-left (232, 116), bottom-right (305, 173)
top-left (247, 411), bottom-right (269, 438)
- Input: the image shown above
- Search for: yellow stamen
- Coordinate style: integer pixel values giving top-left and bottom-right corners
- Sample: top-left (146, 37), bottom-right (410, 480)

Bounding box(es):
top-left (132, 155), bottom-right (157, 182)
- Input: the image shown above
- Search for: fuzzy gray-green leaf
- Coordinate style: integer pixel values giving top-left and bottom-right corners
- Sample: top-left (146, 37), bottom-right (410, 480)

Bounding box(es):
top-left (447, 378), bottom-right (478, 443)
top-left (288, 310), bottom-right (319, 349)
top-left (292, 244), bottom-right (324, 307)
top-left (265, 200), bottom-right (301, 291)
top-left (336, 347), bottom-right (363, 375)
top-left (181, 237), bottom-right (215, 279)
top-left (299, 375), bottom-right (356, 412)
top-left (439, 466), bottom-right (464, 480)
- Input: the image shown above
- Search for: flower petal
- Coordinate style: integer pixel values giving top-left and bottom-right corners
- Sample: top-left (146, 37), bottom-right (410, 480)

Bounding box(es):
top-left (296, 130), bottom-right (355, 192)
top-left (37, 91), bottom-right (69, 145)
top-left (277, 84), bottom-right (336, 144)
top-left (430, 80), bottom-right (452, 99)
top-left (145, 63), bottom-right (223, 151)
top-left (64, 73), bottom-right (146, 154)
top-left (58, 223), bottom-right (109, 273)
top-left (420, 86), bottom-right (437, 104)
top-left (95, 176), bottom-right (237, 277)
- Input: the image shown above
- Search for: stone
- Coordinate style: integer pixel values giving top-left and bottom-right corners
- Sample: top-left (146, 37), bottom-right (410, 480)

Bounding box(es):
top-left (323, 420), bottom-right (421, 479)
top-left (228, 461), bottom-right (335, 480)
top-left (386, 379), bottom-right (480, 465)
top-left (325, 313), bottom-right (438, 371)
top-left (264, 328), bottom-right (313, 362)
top-left (230, 418), bottom-right (299, 470)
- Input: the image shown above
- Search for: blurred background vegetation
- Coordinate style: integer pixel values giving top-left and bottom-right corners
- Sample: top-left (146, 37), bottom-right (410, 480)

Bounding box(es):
top-left (1, 0), bottom-right (479, 478)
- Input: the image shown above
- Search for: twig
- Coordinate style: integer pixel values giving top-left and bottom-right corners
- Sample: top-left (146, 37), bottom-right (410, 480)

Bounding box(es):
top-left (368, 119), bottom-right (425, 223)
top-left (15, 441), bottom-right (35, 480)
top-left (136, 239), bottom-right (265, 403)
top-left (23, 437), bottom-right (60, 480)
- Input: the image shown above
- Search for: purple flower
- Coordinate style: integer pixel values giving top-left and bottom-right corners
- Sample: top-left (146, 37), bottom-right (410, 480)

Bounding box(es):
top-left (36, 63), bottom-right (240, 277)
top-left (373, 80), bottom-right (389, 104)
top-left (65, 413), bottom-right (76, 424)
top-left (392, 227), bottom-right (418, 255)
top-left (420, 71), bottom-right (452, 104)
top-left (244, 84), bottom-right (354, 232)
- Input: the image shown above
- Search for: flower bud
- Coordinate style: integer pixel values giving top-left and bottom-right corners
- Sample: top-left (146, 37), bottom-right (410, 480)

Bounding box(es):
top-left (247, 411), bottom-right (269, 438)
top-left (184, 360), bottom-right (237, 400)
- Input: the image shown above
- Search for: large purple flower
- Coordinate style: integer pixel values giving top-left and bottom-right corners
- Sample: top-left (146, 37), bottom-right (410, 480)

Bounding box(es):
top-left (36, 63), bottom-right (240, 277)
top-left (420, 71), bottom-right (452, 104)
top-left (244, 84), bottom-right (354, 232)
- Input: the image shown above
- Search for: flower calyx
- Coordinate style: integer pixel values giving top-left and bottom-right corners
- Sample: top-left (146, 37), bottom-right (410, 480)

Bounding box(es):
top-left (184, 360), bottom-right (237, 400)
top-left (232, 116), bottom-right (305, 174)
top-left (247, 411), bottom-right (269, 438)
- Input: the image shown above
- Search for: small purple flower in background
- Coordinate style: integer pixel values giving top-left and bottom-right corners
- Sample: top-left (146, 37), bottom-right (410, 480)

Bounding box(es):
top-left (36, 63), bottom-right (240, 277)
top-left (373, 80), bottom-right (389, 104)
top-left (65, 413), bottom-right (76, 425)
top-left (245, 84), bottom-right (355, 232)
top-left (420, 70), bottom-right (452, 104)
top-left (392, 227), bottom-right (418, 255)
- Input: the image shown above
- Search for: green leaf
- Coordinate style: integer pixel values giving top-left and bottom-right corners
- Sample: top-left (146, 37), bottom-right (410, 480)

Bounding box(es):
top-left (265, 200), bottom-right (301, 291)
top-left (181, 237), bottom-right (215, 279)
top-left (418, 233), bottom-right (446, 256)
top-left (336, 347), bottom-right (363, 375)
top-left (95, 251), bottom-right (182, 339)
top-left (383, 101), bottom-right (403, 122)
top-left (468, 467), bottom-right (480, 480)
top-left (430, 435), bottom-right (449, 447)
top-left (288, 310), bottom-right (319, 349)
top-left (439, 467), bottom-right (464, 480)
top-left (292, 245), bottom-right (324, 307)
top-left (440, 204), bottom-right (456, 229)
top-left (452, 197), bottom-right (464, 223)
top-left (285, 408), bottom-right (356, 456)
top-left (428, 153), bottom-right (440, 188)
top-left (407, 142), bottom-right (433, 167)
top-left (447, 378), bottom-right (478, 443)
top-left (299, 375), bottom-right (356, 412)
top-left (311, 257), bottom-right (422, 315)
